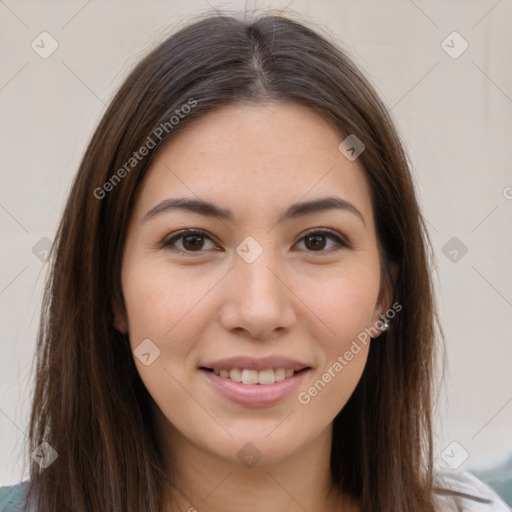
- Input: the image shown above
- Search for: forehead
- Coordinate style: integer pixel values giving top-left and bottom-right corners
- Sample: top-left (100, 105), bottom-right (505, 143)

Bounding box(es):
top-left (134, 102), bottom-right (373, 224)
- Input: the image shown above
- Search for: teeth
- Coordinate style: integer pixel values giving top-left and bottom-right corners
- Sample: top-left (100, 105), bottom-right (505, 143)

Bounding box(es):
top-left (274, 368), bottom-right (286, 382)
top-left (212, 368), bottom-right (301, 384)
top-left (241, 369), bottom-right (259, 384)
top-left (258, 369), bottom-right (274, 385)
top-left (229, 368), bottom-right (242, 382)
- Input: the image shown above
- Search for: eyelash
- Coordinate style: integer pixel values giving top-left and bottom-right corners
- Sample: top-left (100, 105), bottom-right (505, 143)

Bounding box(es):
top-left (160, 228), bottom-right (351, 255)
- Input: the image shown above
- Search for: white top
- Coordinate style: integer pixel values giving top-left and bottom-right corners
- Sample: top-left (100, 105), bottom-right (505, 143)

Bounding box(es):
top-left (434, 470), bottom-right (510, 511)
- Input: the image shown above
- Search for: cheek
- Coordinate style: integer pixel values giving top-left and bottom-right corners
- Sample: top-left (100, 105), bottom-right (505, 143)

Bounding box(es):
top-left (121, 258), bottom-right (223, 398)
top-left (295, 277), bottom-right (374, 414)
top-left (298, 266), bottom-right (378, 409)
top-left (312, 265), bottom-right (381, 348)
top-left (121, 262), bottom-right (208, 422)
top-left (122, 259), bottom-right (209, 341)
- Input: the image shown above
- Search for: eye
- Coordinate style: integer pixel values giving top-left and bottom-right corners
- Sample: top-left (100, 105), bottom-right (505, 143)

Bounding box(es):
top-left (161, 228), bottom-right (350, 255)
top-left (161, 229), bottom-right (217, 254)
top-left (294, 229), bottom-right (350, 252)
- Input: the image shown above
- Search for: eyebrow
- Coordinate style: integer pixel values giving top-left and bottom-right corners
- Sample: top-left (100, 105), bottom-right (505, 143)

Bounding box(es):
top-left (143, 196), bottom-right (366, 228)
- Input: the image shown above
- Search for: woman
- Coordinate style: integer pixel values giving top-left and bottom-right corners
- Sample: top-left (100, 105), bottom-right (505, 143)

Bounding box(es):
top-left (0, 11), bottom-right (508, 512)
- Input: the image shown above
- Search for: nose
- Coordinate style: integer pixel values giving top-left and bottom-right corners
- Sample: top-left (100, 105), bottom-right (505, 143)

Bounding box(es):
top-left (218, 251), bottom-right (297, 340)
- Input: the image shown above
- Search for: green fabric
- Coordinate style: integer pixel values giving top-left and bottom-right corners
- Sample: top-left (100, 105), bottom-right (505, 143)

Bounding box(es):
top-left (0, 481), bottom-right (29, 512)
top-left (471, 454), bottom-right (512, 506)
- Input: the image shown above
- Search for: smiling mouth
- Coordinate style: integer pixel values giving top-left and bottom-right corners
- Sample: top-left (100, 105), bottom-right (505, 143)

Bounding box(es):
top-left (201, 367), bottom-right (310, 385)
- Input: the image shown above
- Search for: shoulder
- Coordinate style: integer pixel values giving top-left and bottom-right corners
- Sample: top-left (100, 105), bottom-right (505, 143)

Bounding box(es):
top-left (0, 481), bottom-right (30, 512)
top-left (433, 469), bottom-right (511, 511)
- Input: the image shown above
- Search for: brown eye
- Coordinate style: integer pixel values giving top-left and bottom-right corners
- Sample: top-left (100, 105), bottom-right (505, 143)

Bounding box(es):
top-left (296, 229), bottom-right (349, 253)
top-left (162, 229), bottom-right (217, 253)
top-left (304, 233), bottom-right (327, 251)
top-left (161, 228), bottom-right (350, 256)
top-left (181, 234), bottom-right (206, 251)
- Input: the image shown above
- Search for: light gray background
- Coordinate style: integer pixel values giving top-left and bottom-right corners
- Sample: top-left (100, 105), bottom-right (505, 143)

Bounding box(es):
top-left (1, 0), bottom-right (511, 485)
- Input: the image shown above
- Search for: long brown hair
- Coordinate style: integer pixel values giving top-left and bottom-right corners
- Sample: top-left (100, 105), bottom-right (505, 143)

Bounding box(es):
top-left (24, 10), bottom-right (443, 512)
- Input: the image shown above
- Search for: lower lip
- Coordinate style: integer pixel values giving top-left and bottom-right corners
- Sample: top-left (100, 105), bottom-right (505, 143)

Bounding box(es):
top-left (200, 369), bottom-right (310, 407)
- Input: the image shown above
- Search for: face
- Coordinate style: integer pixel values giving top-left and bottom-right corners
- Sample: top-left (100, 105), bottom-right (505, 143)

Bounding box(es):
top-left (115, 102), bottom-right (392, 468)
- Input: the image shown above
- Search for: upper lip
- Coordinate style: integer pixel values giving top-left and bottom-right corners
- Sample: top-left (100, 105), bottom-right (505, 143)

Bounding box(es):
top-left (201, 356), bottom-right (311, 372)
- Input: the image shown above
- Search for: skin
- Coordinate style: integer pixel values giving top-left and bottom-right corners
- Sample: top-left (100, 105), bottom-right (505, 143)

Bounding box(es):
top-left (115, 102), bottom-right (394, 512)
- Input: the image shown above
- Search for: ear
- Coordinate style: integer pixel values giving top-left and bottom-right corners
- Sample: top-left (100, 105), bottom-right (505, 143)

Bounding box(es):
top-left (372, 261), bottom-right (399, 337)
top-left (113, 298), bottom-right (129, 334)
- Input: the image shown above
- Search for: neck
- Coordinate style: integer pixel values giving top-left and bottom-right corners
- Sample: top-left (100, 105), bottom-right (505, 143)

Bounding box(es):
top-left (153, 407), bottom-right (359, 512)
